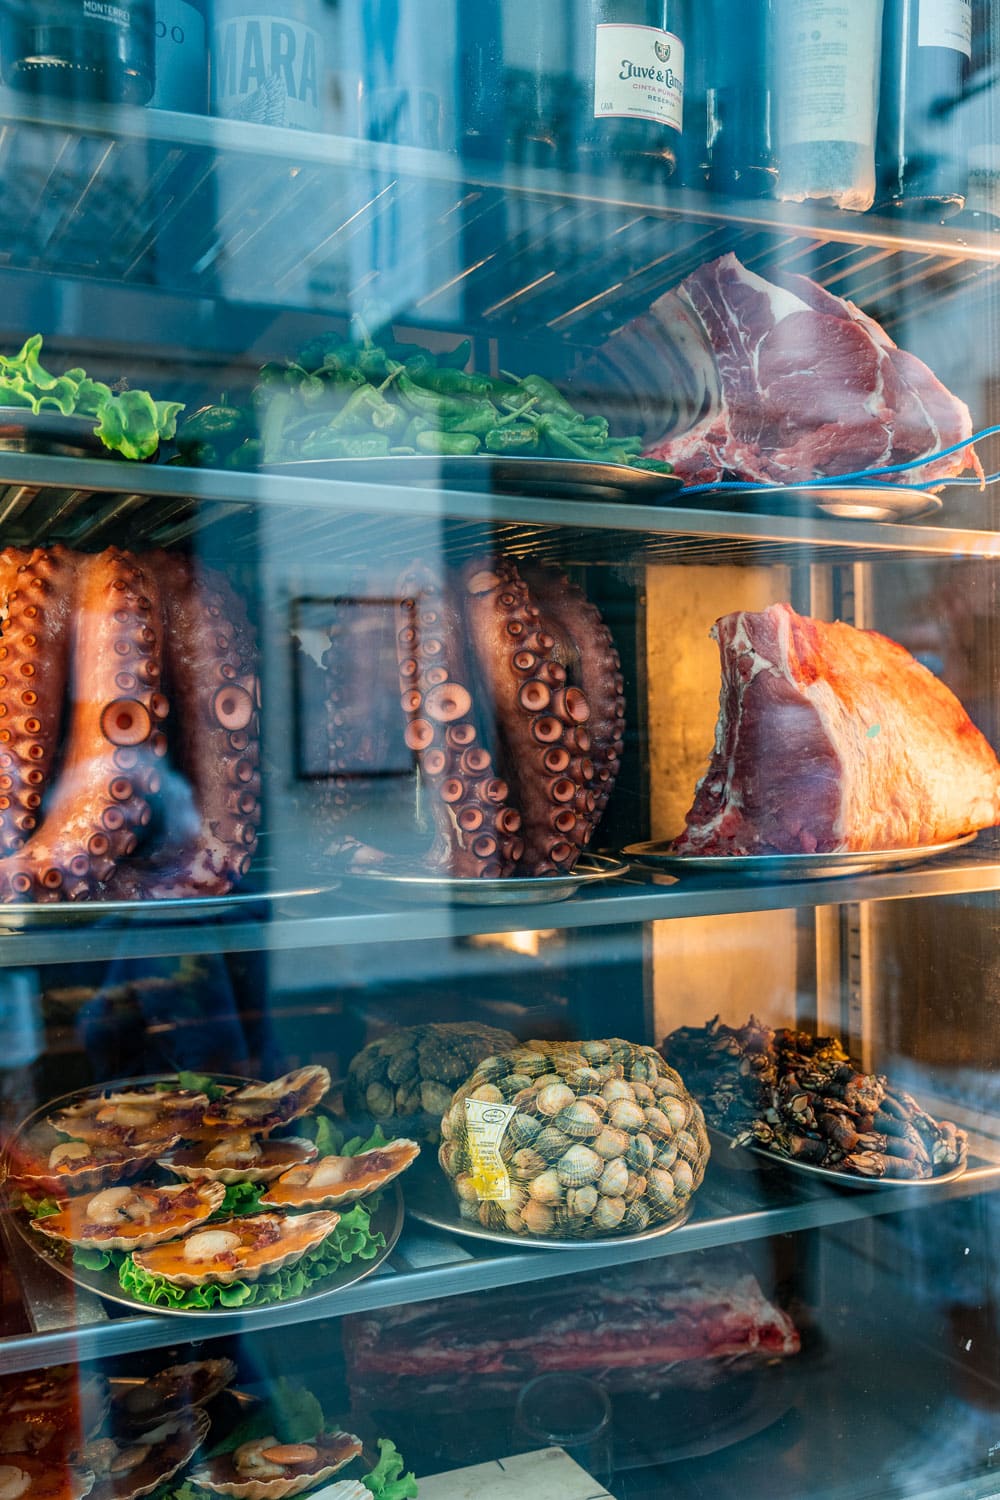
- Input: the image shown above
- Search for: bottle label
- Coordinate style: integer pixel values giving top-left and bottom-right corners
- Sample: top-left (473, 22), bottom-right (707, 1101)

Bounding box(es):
top-left (152, 0), bottom-right (207, 111)
top-left (464, 1098), bottom-right (516, 1202)
top-left (82, 1), bottom-right (132, 25)
top-left (778, 1), bottom-right (880, 147)
top-left (213, 12), bottom-right (323, 129)
top-left (593, 23), bottom-right (685, 133)
top-left (918, 0), bottom-right (972, 56)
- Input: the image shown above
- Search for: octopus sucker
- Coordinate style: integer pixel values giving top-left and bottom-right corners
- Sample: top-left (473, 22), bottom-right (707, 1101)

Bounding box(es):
top-left (395, 561), bottom-right (517, 878)
top-left (0, 546), bottom-right (77, 855)
top-left (104, 555), bottom-right (261, 901)
top-left (0, 550), bottom-right (164, 901)
top-left (320, 554), bottom-right (623, 879)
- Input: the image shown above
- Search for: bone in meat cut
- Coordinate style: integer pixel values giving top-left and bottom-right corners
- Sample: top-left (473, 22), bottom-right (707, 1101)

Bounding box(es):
top-left (675, 603), bottom-right (1000, 855)
top-left (611, 254), bottom-right (981, 487)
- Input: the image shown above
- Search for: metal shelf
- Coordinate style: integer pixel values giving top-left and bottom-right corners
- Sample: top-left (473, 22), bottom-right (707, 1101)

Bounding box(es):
top-left (1, 1154), bottom-right (997, 1375)
top-left (0, 840), bottom-right (997, 968)
top-left (1, 101), bottom-right (998, 339)
top-left (0, 451), bottom-right (997, 561)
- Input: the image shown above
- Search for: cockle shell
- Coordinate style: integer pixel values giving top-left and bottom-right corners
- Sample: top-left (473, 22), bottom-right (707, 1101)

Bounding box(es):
top-left (506, 1113), bottom-right (542, 1149)
top-left (601, 1079), bottom-right (634, 1104)
top-left (622, 1199), bottom-right (650, 1233)
top-left (672, 1159), bottom-right (695, 1196)
top-left (623, 1171), bottom-right (647, 1204)
top-left (593, 1195), bottom-right (626, 1231)
top-left (593, 1126), bottom-right (630, 1161)
top-left (534, 1126), bottom-right (573, 1161)
top-left (556, 1144), bottom-right (602, 1187)
top-left (508, 1148), bottom-right (547, 1181)
top-left (528, 1168), bottom-right (565, 1205)
top-left (555, 1101), bottom-right (604, 1139)
top-left (647, 1168), bottom-right (676, 1211)
top-left (566, 1185), bottom-right (598, 1218)
top-left (535, 1084), bottom-right (575, 1117)
top-left (579, 1041), bottom-right (612, 1066)
top-left (607, 1099), bottom-right (645, 1134)
top-left (597, 1158), bottom-right (628, 1198)
top-left (521, 1200), bottom-right (555, 1235)
top-left (644, 1106), bottom-right (678, 1139)
top-left (192, 1431), bottom-right (363, 1500)
top-left (625, 1132), bottom-right (655, 1172)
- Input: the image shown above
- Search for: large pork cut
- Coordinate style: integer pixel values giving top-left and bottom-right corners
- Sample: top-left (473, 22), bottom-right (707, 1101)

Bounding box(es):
top-left (675, 604), bottom-right (1000, 855)
top-left (582, 253), bottom-right (980, 488)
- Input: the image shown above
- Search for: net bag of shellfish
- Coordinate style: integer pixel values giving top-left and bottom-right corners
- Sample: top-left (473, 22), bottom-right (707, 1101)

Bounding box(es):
top-left (438, 1039), bottom-right (710, 1239)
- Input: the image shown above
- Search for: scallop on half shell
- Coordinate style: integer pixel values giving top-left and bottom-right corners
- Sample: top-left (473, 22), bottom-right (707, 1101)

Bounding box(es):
top-left (200, 1069), bottom-right (331, 1137)
top-left (113, 1360), bottom-right (237, 1433)
top-left (84, 1408), bottom-right (210, 1500)
top-left (48, 1089), bottom-right (211, 1147)
top-left (192, 1431), bottom-right (362, 1500)
top-left (0, 1455), bottom-right (94, 1500)
top-left (32, 1181), bottom-right (226, 1253)
top-left (132, 1211), bottom-right (339, 1288)
top-left (10, 1125), bottom-right (183, 1199)
top-left (158, 1136), bottom-right (318, 1186)
top-left (260, 1139), bottom-right (419, 1210)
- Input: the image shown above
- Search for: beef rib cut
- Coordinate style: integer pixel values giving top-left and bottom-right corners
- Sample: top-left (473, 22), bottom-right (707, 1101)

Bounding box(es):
top-left (675, 603), bottom-right (1000, 855)
top-left (601, 253), bottom-right (980, 487)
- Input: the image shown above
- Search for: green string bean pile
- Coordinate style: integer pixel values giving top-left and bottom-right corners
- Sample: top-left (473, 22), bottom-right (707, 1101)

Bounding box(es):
top-left (174, 325), bottom-right (672, 474)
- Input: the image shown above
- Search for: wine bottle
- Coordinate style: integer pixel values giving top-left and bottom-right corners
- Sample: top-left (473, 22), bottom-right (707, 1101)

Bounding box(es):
top-left (576, 0), bottom-right (690, 181)
top-left (877, 0), bottom-right (973, 214)
top-left (682, 0), bottom-right (776, 195)
top-left (0, 0), bottom-right (155, 104)
top-left (774, 0), bottom-right (885, 212)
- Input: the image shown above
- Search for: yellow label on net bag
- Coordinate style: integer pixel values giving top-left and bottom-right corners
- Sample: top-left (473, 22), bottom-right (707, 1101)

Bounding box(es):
top-left (464, 1098), bottom-right (516, 1200)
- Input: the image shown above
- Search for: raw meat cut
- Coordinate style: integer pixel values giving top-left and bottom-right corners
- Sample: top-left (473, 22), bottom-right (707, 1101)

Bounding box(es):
top-left (343, 1250), bottom-right (799, 1406)
top-left (582, 253), bottom-right (980, 488)
top-left (675, 603), bottom-right (1000, 855)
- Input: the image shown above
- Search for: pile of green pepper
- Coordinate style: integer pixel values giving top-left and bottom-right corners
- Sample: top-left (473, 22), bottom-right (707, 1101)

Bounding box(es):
top-left (173, 326), bottom-right (672, 475)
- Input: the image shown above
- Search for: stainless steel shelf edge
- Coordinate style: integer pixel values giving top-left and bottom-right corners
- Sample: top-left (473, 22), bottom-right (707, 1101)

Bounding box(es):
top-left (5, 101), bottom-right (1000, 265)
top-left (1, 1161), bottom-right (996, 1376)
top-left (0, 848), bottom-right (997, 966)
top-left (0, 451), bottom-right (997, 558)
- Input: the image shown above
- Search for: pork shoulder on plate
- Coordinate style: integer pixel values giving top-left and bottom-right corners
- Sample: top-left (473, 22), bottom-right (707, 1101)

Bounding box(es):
top-left (674, 603), bottom-right (1000, 856)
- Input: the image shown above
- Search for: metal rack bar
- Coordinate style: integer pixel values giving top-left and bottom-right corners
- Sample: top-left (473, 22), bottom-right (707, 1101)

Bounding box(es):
top-left (1, 1159), bottom-right (997, 1375)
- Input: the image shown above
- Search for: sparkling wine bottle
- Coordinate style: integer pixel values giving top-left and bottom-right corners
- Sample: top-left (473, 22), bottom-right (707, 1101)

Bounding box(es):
top-left (576, 0), bottom-right (690, 181)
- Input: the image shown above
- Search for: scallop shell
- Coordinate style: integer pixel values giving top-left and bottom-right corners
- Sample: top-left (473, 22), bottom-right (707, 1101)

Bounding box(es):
top-left (48, 1089), bottom-right (210, 1147)
top-left (159, 1136), bottom-right (318, 1186)
top-left (556, 1144), bottom-right (602, 1188)
top-left (113, 1360), bottom-right (237, 1432)
top-left (132, 1210), bottom-right (339, 1287)
top-left (192, 1431), bottom-right (363, 1500)
top-left (11, 1128), bottom-right (182, 1198)
top-left (32, 1181), bottom-right (225, 1252)
top-left (260, 1139), bottom-right (419, 1209)
top-left (201, 1067), bottom-right (331, 1135)
top-left (0, 1454), bottom-right (95, 1500)
top-left (86, 1408), bottom-right (210, 1500)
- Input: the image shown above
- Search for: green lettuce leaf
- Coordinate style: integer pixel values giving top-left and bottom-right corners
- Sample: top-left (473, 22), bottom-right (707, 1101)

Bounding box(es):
top-left (216, 1180), bottom-right (264, 1218)
top-left (73, 1245), bottom-right (116, 1272)
top-left (116, 1201), bottom-right (384, 1312)
top-left (206, 1378), bottom-right (324, 1457)
top-left (177, 1069), bottom-right (228, 1101)
top-left (19, 1192), bottom-right (61, 1220)
top-left (364, 1438), bottom-right (419, 1499)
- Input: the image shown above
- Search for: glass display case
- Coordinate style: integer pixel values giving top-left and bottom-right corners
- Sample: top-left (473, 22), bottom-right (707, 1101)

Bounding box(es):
top-left (2, 4), bottom-right (1000, 1498)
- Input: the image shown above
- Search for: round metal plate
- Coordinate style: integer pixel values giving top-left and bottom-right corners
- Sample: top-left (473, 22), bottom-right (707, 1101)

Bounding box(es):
top-left (687, 483), bottom-right (942, 523)
top-left (3, 1074), bottom-right (403, 1316)
top-left (0, 407), bottom-right (109, 458)
top-left (338, 852), bottom-right (628, 907)
top-left (405, 1165), bottom-right (691, 1249)
top-left (707, 1126), bottom-right (968, 1192)
top-left (0, 870), bottom-right (337, 929)
top-left (623, 833), bottom-right (977, 882)
top-left (266, 455), bottom-right (682, 504)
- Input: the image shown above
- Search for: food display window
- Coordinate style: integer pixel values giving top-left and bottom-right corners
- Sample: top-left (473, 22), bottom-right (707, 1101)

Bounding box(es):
top-left (3, 4), bottom-right (1000, 1498)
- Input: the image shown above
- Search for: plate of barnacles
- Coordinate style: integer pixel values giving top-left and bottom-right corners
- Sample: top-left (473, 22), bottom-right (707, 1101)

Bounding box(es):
top-left (659, 1015), bottom-right (968, 1190)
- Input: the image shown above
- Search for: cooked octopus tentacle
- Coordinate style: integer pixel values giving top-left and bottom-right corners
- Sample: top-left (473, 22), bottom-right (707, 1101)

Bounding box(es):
top-left (0, 549), bottom-right (167, 901)
top-left (463, 556), bottom-right (593, 875)
top-left (105, 554), bottom-right (260, 900)
top-left (396, 561), bottom-right (521, 878)
top-left (0, 545), bottom-right (76, 853)
top-left (519, 563), bottom-right (625, 833)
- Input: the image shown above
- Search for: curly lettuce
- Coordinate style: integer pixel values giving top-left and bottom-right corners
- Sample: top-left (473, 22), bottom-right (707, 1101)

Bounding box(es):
top-left (116, 1201), bottom-right (384, 1310)
top-left (364, 1439), bottom-right (419, 1499)
top-left (0, 334), bottom-right (182, 460)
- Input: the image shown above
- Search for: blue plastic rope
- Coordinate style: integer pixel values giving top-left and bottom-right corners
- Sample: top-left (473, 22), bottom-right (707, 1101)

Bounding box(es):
top-left (678, 423), bottom-right (1000, 496)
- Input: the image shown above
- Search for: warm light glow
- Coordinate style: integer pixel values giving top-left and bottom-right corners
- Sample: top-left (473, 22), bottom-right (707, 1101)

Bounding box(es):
top-left (468, 929), bottom-right (557, 957)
